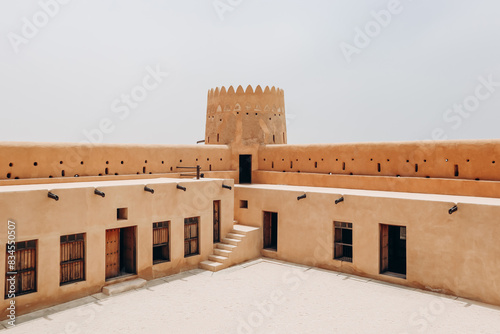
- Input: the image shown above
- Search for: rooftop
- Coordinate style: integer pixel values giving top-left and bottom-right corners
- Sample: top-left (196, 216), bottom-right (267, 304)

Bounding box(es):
top-left (3, 259), bottom-right (499, 333)
top-left (237, 183), bottom-right (500, 206)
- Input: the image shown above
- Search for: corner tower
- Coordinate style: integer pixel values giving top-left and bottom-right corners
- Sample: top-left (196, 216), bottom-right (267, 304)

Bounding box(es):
top-left (205, 85), bottom-right (287, 145)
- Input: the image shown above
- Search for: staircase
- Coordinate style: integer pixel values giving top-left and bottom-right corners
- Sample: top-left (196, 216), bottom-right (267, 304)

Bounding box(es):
top-left (200, 223), bottom-right (259, 272)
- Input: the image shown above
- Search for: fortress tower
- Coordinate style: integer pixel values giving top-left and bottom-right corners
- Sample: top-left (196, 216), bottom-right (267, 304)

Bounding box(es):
top-left (205, 85), bottom-right (287, 146)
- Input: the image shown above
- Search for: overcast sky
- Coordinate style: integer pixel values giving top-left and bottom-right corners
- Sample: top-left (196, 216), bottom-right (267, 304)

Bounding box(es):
top-left (1, 0), bottom-right (499, 145)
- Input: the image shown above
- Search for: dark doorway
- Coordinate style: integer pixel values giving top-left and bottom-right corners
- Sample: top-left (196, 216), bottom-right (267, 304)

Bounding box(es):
top-left (213, 200), bottom-right (221, 243)
top-left (263, 211), bottom-right (278, 250)
top-left (380, 224), bottom-right (406, 277)
top-left (239, 154), bottom-right (252, 184)
top-left (106, 226), bottom-right (136, 280)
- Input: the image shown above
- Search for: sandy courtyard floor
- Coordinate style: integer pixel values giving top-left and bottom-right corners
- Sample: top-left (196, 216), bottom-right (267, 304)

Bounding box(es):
top-left (2, 258), bottom-right (500, 334)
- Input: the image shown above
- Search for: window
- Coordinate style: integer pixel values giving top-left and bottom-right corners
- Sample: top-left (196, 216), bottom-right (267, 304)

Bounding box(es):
top-left (153, 222), bottom-right (170, 264)
top-left (60, 234), bottom-right (85, 285)
top-left (334, 222), bottom-right (353, 262)
top-left (240, 200), bottom-right (248, 209)
top-left (184, 217), bottom-right (199, 257)
top-left (5, 240), bottom-right (37, 298)
top-left (117, 208), bottom-right (128, 220)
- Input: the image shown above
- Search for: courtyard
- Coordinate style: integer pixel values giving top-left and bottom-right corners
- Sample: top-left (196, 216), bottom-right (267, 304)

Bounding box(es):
top-left (2, 258), bottom-right (499, 333)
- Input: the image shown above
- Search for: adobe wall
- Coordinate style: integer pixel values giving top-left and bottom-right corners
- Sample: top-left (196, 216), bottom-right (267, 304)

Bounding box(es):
top-left (0, 178), bottom-right (234, 319)
top-left (0, 142), bottom-right (233, 181)
top-left (205, 85), bottom-right (287, 145)
top-left (234, 185), bottom-right (500, 306)
top-left (258, 141), bottom-right (500, 181)
top-left (253, 171), bottom-right (500, 198)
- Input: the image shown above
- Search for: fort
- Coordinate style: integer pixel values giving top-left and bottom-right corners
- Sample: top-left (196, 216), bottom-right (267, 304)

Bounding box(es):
top-left (1, 85), bottom-right (500, 320)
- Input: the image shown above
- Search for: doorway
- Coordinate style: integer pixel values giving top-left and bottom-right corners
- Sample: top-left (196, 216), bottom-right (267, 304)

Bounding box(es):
top-left (239, 155), bottom-right (252, 184)
top-left (380, 224), bottom-right (406, 277)
top-left (105, 226), bottom-right (137, 280)
top-left (263, 211), bottom-right (278, 250)
top-left (213, 200), bottom-right (221, 243)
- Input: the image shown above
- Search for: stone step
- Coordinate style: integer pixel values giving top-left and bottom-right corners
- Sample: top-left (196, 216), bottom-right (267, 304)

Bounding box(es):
top-left (214, 248), bottom-right (232, 257)
top-left (209, 254), bottom-right (229, 263)
top-left (200, 260), bottom-right (224, 272)
top-left (222, 237), bottom-right (241, 246)
top-left (232, 224), bottom-right (259, 235)
top-left (216, 243), bottom-right (237, 251)
top-left (102, 278), bottom-right (146, 296)
top-left (226, 233), bottom-right (245, 240)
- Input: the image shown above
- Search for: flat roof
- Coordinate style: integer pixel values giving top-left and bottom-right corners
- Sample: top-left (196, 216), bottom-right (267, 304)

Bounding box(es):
top-left (236, 184), bottom-right (500, 206)
top-left (0, 177), bottom-right (229, 193)
top-left (3, 259), bottom-right (499, 333)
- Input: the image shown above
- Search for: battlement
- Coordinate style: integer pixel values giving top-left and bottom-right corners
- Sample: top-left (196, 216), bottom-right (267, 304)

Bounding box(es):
top-left (208, 85), bottom-right (284, 98)
top-left (207, 85), bottom-right (285, 114)
top-left (205, 85), bottom-right (287, 145)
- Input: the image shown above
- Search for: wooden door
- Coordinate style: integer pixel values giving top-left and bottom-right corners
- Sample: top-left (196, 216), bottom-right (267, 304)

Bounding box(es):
top-left (122, 227), bottom-right (136, 274)
top-left (263, 212), bottom-right (272, 249)
top-left (106, 229), bottom-right (120, 279)
top-left (213, 200), bottom-right (221, 243)
top-left (380, 224), bottom-right (389, 273)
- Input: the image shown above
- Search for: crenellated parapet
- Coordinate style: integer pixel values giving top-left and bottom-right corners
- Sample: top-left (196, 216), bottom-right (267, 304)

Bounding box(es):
top-left (205, 85), bottom-right (287, 146)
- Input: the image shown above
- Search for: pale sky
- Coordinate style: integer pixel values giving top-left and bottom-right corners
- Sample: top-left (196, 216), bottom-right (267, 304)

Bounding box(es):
top-left (1, 0), bottom-right (499, 145)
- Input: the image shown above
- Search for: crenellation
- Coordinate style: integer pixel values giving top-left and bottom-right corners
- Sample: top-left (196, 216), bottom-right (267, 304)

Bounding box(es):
top-left (205, 84), bottom-right (287, 145)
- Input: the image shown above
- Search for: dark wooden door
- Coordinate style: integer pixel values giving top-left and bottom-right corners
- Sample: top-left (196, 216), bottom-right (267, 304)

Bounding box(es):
top-left (263, 212), bottom-right (278, 250)
top-left (121, 227), bottom-right (136, 274)
top-left (239, 155), bottom-right (252, 184)
top-left (380, 224), bottom-right (389, 273)
top-left (106, 229), bottom-right (120, 279)
top-left (264, 212), bottom-right (271, 248)
top-left (213, 200), bottom-right (221, 243)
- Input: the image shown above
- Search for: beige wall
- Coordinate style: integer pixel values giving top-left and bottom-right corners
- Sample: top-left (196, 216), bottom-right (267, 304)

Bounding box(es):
top-left (253, 171), bottom-right (500, 199)
top-left (234, 184), bottom-right (500, 306)
top-left (0, 178), bottom-right (234, 319)
top-left (259, 140), bottom-right (500, 181)
top-left (0, 143), bottom-right (232, 181)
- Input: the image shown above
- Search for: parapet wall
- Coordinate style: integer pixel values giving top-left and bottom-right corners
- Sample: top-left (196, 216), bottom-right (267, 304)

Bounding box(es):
top-left (205, 85), bottom-right (287, 145)
top-left (258, 140), bottom-right (500, 181)
top-left (0, 142), bottom-right (232, 181)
